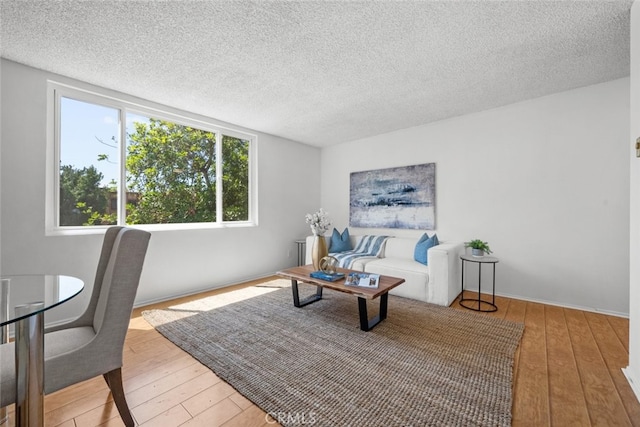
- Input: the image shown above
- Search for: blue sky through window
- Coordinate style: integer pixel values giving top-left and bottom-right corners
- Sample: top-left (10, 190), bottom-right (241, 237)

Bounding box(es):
top-left (60, 97), bottom-right (149, 186)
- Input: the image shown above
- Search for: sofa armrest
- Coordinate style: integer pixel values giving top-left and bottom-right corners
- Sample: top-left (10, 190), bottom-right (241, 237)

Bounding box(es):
top-left (427, 242), bottom-right (464, 306)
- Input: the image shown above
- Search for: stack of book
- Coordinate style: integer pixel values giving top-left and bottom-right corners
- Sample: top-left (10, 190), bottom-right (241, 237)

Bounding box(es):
top-left (310, 271), bottom-right (345, 282)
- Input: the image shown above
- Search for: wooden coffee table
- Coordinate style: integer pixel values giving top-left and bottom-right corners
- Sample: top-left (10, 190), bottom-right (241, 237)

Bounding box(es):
top-left (276, 265), bottom-right (405, 331)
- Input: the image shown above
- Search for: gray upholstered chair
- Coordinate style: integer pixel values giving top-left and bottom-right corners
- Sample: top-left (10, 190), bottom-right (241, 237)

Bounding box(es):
top-left (0, 226), bottom-right (151, 426)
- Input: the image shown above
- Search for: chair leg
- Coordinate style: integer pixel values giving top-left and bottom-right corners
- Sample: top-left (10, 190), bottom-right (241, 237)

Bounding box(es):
top-left (103, 372), bottom-right (111, 388)
top-left (103, 368), bottom-right (135, 427)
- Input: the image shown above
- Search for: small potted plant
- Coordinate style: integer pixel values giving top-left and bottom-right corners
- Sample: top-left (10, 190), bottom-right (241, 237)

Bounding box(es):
top-left (465, 239), bottom-right (492, 257)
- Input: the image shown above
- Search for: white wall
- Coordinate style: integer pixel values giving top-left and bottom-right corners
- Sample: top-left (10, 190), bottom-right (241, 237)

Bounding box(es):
top-left (1, 58), bottom-right (630, 322)
top-left (0, 58), bottom-right (2, 278)
top-left (0, 59), bottom-right (321, 321)
top-left (625, 0), bottom-right (640, 403)
top-left (322, 78), bottom-right (630, 316)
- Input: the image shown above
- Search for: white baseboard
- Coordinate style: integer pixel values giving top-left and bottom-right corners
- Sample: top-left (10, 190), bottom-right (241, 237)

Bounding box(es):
top-left (461, 287), bottom-right (629, 318)
top-left (133, 272), bottom-right (277, 308)
top-left (500, 292), bottom-right (629, 318)
top-left (623, 366), bottom-right (640, 403)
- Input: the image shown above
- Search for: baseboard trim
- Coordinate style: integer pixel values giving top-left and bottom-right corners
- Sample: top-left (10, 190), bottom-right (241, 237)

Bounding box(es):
top-left (462, 288), bottom-right (629, 318)
top-left (623, 366), bottom-right (640, 404)
top-left (501, 292), bottom-right (628, 318)
top-left (133, 272), bottom-right (277, 308)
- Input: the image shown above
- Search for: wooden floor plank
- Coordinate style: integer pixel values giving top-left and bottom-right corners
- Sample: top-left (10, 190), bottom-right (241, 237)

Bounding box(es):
top-left (180, 397), bottom-right (243, 427)
top-left (565, 308), bottom-right (632, 426)
top-left (46, 387), bottom-right (114, 426)
top-left (228, 392), bottom-right (254, 411)
top-left (544, 305), bottom-right (590, 425)
top-left (500, 296), bottom-right (526, 408)
top-left (222, 404), bottom-right (271, 427)
top-left (511, 302), bottom-right (550, 426)
top-left (130, 370), bottom-right (219, 424)
top-left (584, 312), bottom-right (640, 426)
top-left (37, 277), bottom-right (640, 426)
top-left (127, 361), bottom-right (215, 408)
top-left (73, 399), bottom-right (121, 427)
top-left (126, 334), bottom-right (175, 355)
top-left (138, 404), bottom-right (192, 427)
top-left (608, 314), bottom-right (631, 353)
top-left (121, 345), bottom-right (191, 386)
top-left (182, 381), bottom-right (237, 417)
top-left (123, 352), bottom-right (199, 395)
top-left (97, 416), bottom-right (125, 427)
top-left (44, 377), bottom-right (108, 413)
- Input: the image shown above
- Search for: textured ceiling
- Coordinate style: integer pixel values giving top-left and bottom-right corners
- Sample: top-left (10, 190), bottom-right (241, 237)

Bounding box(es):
top-left (0, 0), bottom-right (633, 147)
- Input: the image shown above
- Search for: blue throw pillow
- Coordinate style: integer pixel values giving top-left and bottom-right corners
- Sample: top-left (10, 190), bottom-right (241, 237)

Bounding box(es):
top-left (330, 228), bottom-right (352, 253)
top-left (414, 233), bottom-right (439, 265)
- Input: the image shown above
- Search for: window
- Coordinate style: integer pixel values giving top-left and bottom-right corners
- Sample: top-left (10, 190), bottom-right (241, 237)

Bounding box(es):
top-left (51, 83), bottom-right (255, 231)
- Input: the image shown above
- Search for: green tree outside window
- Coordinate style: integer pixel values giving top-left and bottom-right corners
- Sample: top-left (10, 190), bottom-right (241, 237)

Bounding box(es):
top-left (58, 111), bottom-right (250, 226)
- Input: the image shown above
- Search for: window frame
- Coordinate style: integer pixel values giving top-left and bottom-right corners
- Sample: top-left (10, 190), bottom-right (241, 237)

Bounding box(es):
top-left (46, 81), bottom-right (257, 235)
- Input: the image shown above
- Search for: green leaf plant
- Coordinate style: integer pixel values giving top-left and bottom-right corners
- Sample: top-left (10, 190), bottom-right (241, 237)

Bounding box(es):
top-left (464, 239), bottom-right (492, 254)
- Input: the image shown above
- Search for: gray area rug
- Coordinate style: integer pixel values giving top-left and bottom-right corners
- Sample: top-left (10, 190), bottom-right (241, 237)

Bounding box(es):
top-left (143, 280), bottom-right (524, 427)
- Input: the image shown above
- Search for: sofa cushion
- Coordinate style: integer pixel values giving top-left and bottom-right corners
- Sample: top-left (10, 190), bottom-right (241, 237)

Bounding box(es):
top-left (383, 237), bottom-right (419, 259)
top-left (329, 228), bottom-right (352, 252)
top-left (414, 233), bottom-right (439, 265)
top-left (366, 257), bottom-right (430, 275)
top-left (350, 257), bottom-right (378, 271)
top-left (364, 258), bottom-right (429, 301)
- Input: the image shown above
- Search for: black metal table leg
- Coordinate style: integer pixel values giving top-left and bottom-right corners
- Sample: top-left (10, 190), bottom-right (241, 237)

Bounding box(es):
top-left (291, 279), bottom-right (323, 307)
top-left (461, 257), bottom-right (465, 302)
top-left (477, 259), bottom-right (482, 308)
top-left (379, 293), bottom-right (388, 320)
top-left (357, 293), bottom-right (389, 331)
top-left (492, 263), bottom-right (496, 307)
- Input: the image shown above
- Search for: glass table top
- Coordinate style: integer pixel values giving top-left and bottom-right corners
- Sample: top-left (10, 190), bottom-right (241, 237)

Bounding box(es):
top-left (0, 275), bottom-right (84, 326)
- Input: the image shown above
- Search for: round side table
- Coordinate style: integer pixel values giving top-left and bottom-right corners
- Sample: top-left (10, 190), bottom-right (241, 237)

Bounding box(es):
top-left (459, 254), bottom-right (499, 312)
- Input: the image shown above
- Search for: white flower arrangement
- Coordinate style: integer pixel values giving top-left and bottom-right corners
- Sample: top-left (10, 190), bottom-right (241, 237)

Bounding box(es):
top-left (305, 208), bottom-right (331, 236)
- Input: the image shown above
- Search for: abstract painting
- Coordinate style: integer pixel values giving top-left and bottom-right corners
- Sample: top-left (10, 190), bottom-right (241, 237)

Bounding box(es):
top-left (350, 163), bottom-right (435, 229)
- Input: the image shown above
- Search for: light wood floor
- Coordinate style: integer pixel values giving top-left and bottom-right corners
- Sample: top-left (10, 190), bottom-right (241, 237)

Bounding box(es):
top-left (8, 276), bottom-right (639, 426)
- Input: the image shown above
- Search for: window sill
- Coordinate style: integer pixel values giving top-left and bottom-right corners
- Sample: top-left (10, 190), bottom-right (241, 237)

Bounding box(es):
top-left (46, 221), bottom-right (257, 236)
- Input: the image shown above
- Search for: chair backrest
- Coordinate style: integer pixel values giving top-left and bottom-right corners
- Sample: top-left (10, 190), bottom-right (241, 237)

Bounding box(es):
top-left (44, 226), bottom-right (125, 332)
top-left (93, 227), bottom-right (151, 334)
top-left (2, 227), bottom-right (151, 405)
top-left (42, 227), bottom-right (150, 394)
top-left (80, 226), bottom-right (126, 326)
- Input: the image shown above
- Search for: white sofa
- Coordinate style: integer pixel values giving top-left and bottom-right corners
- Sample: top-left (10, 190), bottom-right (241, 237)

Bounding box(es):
top-left (305, 234), bottom-right (464, 306)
